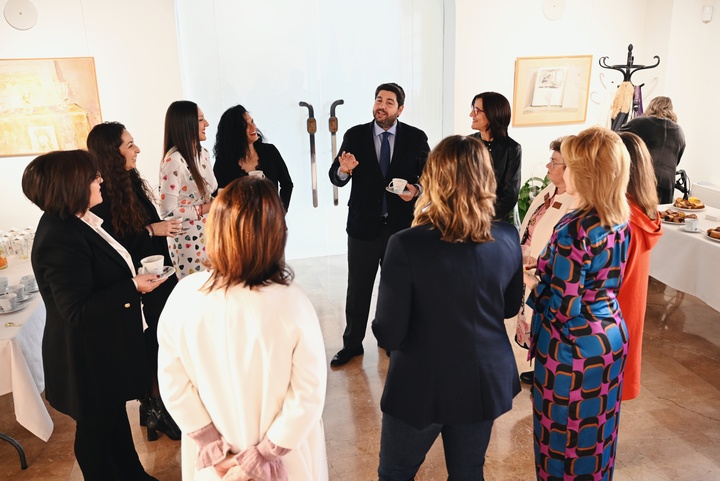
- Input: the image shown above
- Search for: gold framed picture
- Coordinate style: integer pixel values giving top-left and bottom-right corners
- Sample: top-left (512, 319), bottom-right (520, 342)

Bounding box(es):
top-left (512, 55), bottom-right (593, 127)
top-left (0, 57), bottom-right (102, 157)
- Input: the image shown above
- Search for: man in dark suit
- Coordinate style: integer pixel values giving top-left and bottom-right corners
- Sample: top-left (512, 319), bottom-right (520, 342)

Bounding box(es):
top-left (328, 82), bottom-right (430, 367)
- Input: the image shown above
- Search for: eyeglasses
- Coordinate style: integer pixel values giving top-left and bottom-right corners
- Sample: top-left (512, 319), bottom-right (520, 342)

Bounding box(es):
top-left (548, 159), bottom-right (565, 168)
top-left (470, 106), bottom-right (484, 116)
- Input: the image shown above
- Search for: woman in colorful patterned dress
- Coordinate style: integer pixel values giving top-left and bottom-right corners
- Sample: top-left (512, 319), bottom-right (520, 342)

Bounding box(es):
top-left (527, 126), bottom-right (631, 480)
top-left (159, 100), bottom-right (218, 279)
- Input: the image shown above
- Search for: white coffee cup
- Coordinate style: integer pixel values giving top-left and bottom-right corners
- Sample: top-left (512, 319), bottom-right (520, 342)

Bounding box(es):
top-left (0, 293), bottom-right (18, 311)
top-left (8, 284), bottom-right (25, 300)
top-left (389, 178), bottom-right (408, 194)
top-left (140, 255), bottom-right (165, 275)
top-left (0, 276), bottom-right (8, 294)
top-left (20, 274), bottom-right (37, 291)
top-left (684, 218), bottom-right (699, 232)
top-left (249, 170), bottom-right (265, 179)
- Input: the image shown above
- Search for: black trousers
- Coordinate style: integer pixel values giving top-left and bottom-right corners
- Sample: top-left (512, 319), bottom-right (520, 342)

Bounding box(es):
top-left (74, 403), bottom-right (153, 481)
top-left (343, 223), bottom-right (392, 350)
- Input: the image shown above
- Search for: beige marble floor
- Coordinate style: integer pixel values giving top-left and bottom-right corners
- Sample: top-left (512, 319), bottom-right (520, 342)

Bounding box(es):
top-left (1, 254), bottom-right (719, 480)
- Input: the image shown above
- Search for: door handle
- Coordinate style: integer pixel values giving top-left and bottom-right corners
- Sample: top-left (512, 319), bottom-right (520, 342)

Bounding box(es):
top-left (329, 99), bottom-right (344, 206)
top-left (299, 101), bottom-right (318, 208)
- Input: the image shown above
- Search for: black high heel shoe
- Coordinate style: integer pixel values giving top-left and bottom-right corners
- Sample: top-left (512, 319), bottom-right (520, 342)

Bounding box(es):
top-left (148, 397), bottom-right (181, 441)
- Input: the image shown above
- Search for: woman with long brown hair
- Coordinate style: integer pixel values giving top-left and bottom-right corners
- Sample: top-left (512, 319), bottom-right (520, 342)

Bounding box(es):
top-left (88, 121), bottom-right (182, 441)
top-left (159, 100), bottom-right (218, 279)
top-left (372, 135), bottom-right (523, 479)
top-left (157, 177), bottom-right (328, 481)
top-left (617, 132), bottom-right (663, 400)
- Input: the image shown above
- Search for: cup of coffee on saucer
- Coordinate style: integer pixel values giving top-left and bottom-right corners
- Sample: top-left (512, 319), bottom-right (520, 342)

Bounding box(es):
top-left (20, 274), bottom-right (37, 292)
top-left (140, 255), bottom-right (165, 275)
top-left (8, 284), bottom-right (26, 301)
top-left (249, 170), bottom-right (265, 179)
top-left (0, 276), bottom-right (8, 294)
top-left (388, 178), bottom-right (408, 194)
top-left (684, 218), bottom-right (700, 232)
top-left (0, 293), bottom-right (18, 312)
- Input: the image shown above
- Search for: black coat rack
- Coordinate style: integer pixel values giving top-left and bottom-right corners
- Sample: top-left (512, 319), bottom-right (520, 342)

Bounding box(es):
top-left (598, 44), bottom-right (660, 82)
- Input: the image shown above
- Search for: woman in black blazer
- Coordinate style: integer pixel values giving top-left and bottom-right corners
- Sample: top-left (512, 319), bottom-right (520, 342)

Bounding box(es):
top-left (372, 135), bottom-right (524, 480)
top-left (213, 104), bottom-right (294, 211)
top-left (470, 91), bottom-right (522, 223)
top-left (23, 150), bottom-right (169, 481)
top-left (88, 121), bottom-right (181, 442)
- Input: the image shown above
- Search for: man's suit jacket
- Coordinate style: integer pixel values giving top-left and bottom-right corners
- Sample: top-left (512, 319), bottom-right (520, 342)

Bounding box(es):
top-left (329, 121), bottom-right (430, 240)
top-left (372, 222), bottom-right (523, 429)
top-left (31, 213), bottom-right (150, 421)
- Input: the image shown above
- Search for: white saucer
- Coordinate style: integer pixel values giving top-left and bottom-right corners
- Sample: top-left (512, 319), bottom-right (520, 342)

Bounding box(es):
top-left (24, 286), bottom-right (39, 293)
top-left (385, 186), bottom-right (411, 195)
top-left (15, 293), bottom-right (33, 302)
top-left (681, 227), bottom-right (702, 234)
top-left (149, 266), bottom-right (175, 281)
top-left (0, 303), bottom-right (28, 315)
top-left (672, 205), bottom-right (705, 213)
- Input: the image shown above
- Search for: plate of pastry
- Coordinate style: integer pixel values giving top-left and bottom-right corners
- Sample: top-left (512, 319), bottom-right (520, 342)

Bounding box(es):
top-left (673, 197), bottom-right (705, 211)
top-left (706, 227), bottom-right (720, 243)
top-left (659, 209), bottom-right (696, 224)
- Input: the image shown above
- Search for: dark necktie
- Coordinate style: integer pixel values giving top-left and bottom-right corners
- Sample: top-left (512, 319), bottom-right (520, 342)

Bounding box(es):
top-left (380, 131), bottom-right (391, 216)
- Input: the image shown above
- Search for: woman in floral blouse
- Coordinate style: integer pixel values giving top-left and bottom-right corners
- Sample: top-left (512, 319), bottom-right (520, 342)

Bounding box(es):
top-left (159, 100), bottom-right (218, 279)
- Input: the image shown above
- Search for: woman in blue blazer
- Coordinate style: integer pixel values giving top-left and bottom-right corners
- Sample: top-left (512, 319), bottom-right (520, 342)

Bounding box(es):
top-left (23, 150), bottom-right (169, 481)
top-left (372, 135), bottom-right (524, 480)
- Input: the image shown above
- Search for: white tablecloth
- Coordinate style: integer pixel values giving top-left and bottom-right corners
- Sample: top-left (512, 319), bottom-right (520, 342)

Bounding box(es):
top-left (650, 204), bottom-right (720, 313)
top-left (0, 257), bottom-right (53, 441)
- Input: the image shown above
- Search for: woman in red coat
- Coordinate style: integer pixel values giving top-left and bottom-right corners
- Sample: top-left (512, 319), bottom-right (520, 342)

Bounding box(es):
top-left (617, 132), bottom-right (663, 400)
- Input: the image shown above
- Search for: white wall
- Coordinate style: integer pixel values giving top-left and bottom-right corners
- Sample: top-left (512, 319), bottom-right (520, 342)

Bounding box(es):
top-left (2, 0), bottom-right (719, 233)
top-left (0, 0), bottom-right (182, 229)
top-left (448, 0), bottom-right (719, 185)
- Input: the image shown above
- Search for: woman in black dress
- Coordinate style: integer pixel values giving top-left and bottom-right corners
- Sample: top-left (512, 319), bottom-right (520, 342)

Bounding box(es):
top-left (213, 104), bottom-right (294, 211)
top-left (87, 121), bottom-right (181, 441)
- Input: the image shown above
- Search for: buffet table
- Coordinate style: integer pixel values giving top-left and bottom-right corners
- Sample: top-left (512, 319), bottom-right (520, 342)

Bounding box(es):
top-left (649, 204), bottom-right (720, 312)
top-left (0, 257), bottom-right (53, 442)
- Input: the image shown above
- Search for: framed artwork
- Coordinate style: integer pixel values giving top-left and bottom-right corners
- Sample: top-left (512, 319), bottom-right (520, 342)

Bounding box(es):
top-left (0, 57), bottom-right (102, 157)
top-left (512, 55), bottom-right (592, 127)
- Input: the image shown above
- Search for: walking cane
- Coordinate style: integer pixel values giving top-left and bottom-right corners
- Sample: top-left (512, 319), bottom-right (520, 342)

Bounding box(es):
top-left (329, 99), bottom-right (344, 206)
top-left (299, 101), bottom-right (318, 208)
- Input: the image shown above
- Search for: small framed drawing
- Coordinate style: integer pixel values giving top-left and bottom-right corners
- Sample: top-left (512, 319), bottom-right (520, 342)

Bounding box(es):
top-left (512, 55), bottom-right (593, 127)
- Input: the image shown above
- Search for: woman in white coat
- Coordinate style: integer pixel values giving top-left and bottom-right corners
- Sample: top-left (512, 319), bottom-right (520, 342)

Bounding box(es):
top-left (157, 176), bottom-right (328, 481)
top-left (515, 138), bottom-right (575, 384)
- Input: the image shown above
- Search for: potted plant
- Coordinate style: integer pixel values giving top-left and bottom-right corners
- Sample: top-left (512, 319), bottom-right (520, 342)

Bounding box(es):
top-left (517, 176), bottom-right (549, 224)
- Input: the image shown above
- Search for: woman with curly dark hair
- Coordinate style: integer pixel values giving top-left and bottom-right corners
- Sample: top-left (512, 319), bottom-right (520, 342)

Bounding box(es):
top-left (88, 121), bottom-right (182, 442)
top-left (213, 104), bottom-right (293, 211)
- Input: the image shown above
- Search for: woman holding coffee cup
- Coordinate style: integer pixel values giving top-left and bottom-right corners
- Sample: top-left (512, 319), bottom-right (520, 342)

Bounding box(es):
top-left (213, 104), bottom-right (294, 211)
top-left (88, 121), bottom-right (182, 441)
top-left (372, 135), bottom-right (523, 479)
top-left (22, 149), bottom-right (168, 480)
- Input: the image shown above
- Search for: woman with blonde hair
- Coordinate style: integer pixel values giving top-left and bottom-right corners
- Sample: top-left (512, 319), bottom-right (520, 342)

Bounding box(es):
top-left (372, 135), bottom-right (523, 480)
top-left (528, 126), bottom-right (631, 480)
top-left (157, 177), bottom-right (328, 481)
top-left (617, 132), bottom-right (663, 401)
top-left (619, 95), bottom-right (685, 203)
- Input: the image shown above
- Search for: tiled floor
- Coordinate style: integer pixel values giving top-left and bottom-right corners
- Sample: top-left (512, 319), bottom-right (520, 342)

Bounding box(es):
top-left (1, 254), bottom-right (719, 480)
